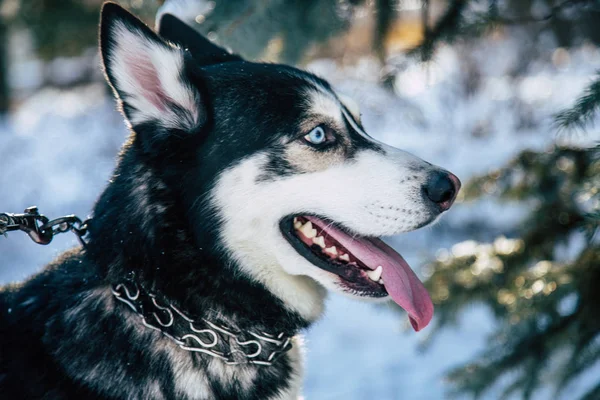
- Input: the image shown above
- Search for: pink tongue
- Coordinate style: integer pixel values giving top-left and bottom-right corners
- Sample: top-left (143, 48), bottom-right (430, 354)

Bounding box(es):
top-left (306, 217), bottom-right (434, 331)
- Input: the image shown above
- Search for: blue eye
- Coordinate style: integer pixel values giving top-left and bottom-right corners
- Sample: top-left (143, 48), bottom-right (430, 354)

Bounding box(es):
top-left (304, 126), bottom-right (327, 145)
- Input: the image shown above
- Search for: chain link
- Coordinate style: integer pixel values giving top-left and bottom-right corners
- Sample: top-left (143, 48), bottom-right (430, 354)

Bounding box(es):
top-left (0, 206), bottom-right (90, 247)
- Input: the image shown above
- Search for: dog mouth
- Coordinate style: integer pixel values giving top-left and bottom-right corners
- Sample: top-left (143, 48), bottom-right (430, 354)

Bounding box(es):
top-left (280, 215), bottom-right (434, 331)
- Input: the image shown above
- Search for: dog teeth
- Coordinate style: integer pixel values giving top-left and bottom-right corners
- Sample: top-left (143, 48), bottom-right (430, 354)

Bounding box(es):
top-left (298, 221), bottom-right (317, 239)
top-left (324, 246), bottom-right (338, 256)
top-left (339, 254), bottom-right (350, 262)
top-left (367, 266), bottom-right (383, 282)
top-left (312, 236), bottom-right (326, 248)
top-left (379, 278), bottom-right (384, 285)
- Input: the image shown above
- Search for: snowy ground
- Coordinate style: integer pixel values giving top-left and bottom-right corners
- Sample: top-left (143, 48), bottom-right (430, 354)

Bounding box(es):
top-left (1, 34), bottom-right (599, 399)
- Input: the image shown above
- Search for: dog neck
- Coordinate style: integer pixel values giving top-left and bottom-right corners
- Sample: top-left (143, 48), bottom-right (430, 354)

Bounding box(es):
top-left (87, 143), bottom-right (310, 338)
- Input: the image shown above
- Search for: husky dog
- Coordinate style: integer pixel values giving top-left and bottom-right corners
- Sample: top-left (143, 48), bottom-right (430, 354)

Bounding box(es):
top-left (0, 3), bottom-right (460, 399)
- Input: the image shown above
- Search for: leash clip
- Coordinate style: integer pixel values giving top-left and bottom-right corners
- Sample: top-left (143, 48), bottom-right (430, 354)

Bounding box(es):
top-left (0, 206), bottom-right (90, 246)
top-left (0, 206), bottom-right (53, 244)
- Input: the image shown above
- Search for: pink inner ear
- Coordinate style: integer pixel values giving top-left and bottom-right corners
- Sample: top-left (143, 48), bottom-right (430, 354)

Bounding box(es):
top-left (124, 51), bottom-right (171, 112)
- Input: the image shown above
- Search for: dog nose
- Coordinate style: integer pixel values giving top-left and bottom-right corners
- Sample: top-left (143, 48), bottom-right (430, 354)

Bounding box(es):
top-left (423, 171), bottom-right (461, 211)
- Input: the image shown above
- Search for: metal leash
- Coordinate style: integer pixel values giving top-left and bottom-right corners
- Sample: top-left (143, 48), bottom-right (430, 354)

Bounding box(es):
top-left (0, 206), bottom-right (90, 247)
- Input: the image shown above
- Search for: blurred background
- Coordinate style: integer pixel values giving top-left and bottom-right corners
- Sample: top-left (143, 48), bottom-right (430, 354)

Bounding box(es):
top-left (1, 0), bottom-right (600, 398)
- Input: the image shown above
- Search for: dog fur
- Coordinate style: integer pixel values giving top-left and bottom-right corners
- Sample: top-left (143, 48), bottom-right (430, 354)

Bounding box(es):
top-left (0, 3), bottom-right (459, 399)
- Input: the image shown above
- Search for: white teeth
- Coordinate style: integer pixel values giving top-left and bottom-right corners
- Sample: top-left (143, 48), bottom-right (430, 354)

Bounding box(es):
top-left (339, 254), bottom-right (350, 262)
top-left (367, 266), bottom-right (383, 282)
top-left (298, 221), bottom-right (317, 239)
top-left (294, 220), bottom-right (302, 229)
top-left (324, 246), bottom-right (338, 256)
top-left (313, 236), bottom-right (326, 248)
top-left (379, 278), bottom-right (384, 285)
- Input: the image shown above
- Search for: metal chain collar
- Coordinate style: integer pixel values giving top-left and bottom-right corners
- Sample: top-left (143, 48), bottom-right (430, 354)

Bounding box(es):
top-left (111, 281), bottom-right (294, 366)
top-left (0, 206), bottom-right (90, 247)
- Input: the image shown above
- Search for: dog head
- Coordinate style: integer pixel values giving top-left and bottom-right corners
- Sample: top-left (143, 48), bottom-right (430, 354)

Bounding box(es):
top-left (100, 3), bottom-right (460, 330)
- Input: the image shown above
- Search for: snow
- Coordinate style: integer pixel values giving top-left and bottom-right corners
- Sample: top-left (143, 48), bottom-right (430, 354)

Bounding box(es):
top-left (1, 32), bottom-right (599, 399)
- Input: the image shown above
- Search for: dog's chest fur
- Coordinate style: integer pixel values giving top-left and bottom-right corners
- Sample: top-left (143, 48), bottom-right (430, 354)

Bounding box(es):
top-left (0, 250), bottom-right (304, 400)
top-left (55, 285), bottom-right (303, 400)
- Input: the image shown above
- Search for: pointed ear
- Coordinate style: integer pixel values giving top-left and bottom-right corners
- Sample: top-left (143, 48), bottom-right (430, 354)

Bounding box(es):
top-left (157, 14), bottom-right (243, 66)
top-left (100, 3), bottom-right (204, 132)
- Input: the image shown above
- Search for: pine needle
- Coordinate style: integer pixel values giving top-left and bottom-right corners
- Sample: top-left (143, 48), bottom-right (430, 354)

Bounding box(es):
top-left (555, 73), bottom-right (600, 131)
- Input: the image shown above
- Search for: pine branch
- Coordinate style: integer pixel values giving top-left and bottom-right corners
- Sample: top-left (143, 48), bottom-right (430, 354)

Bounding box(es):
top-left (556, 331), bottom-right (600, 395)
top-left (447, 314), bottom-right (577, 399)
top-left (408, 0), bottom-right (467, 62)
top-left (555, 72), bottom-right (600, 131)
top-left (408, 0), bottom-right (596, 62)
top-left (420, 147), bottom-right (600, 399)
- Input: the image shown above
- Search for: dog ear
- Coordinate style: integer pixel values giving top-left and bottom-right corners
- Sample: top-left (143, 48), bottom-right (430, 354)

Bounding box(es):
top-left (157, 14), bottom-right (243, 66)
top-left (100, 2), bottom-right (204, 133)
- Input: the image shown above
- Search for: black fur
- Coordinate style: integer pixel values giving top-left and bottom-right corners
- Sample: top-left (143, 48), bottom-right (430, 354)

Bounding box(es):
top-left (0, 3), bottom-right (382, 399)
top-left (158, 13), bottom-right (243, 66)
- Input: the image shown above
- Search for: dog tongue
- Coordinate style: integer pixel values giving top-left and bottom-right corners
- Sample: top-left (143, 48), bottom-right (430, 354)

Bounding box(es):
top-left (365, 238), bottom-right (434, 331)
top-left (306, 217), bottom-right (434, 331)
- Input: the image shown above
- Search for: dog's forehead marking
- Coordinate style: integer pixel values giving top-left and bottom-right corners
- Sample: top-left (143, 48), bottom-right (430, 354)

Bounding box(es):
top-left (304, 86), bottom-right (344, 125)
top-left (341, 107), bottom-right (371, 140)
top-left (337, 93), bottom-right (361, 122)
top-left (304, 83), bottom-right (372, 142)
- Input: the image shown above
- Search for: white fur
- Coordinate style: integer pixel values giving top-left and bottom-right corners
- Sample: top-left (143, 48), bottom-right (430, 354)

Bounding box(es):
top-left (303, 87), bottom-right (345, 126)
top-left (207, 358), bottom-right (257, 393)
top-left (212, 153), bottom-right (327, 322)
top-left (170, 356), bottom-right (211, 399)
top-left (337, 93), bottom-right (361, 122)
top-left (268, 336), bottom-right (305, 400)
top-left (211, 129), bottom-right (433, 321)
top-left (106, 20), bottom-right (200, 130)
top-left (147, 381), bottom-right (166, 400)
top-left (174, 373), bottom-right (209, 400)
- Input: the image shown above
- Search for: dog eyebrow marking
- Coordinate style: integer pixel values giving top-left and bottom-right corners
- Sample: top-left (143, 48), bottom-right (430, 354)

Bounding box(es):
top-left (337, 93), bottom-right (361, 122)
top-left (303, 81), bottom-right (366, 134)
top-left (340, 107), bottom-right (369, 139)
top-left (303, 87), bottom-right (345, 127)
top-left (300, 78), bottom-right (384, 155)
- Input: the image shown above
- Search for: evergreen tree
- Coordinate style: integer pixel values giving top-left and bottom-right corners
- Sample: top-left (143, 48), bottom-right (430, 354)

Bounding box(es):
top-left (420, 146), bottom-right (599, 399)
top-left (0, 0), bottom-right (159, 107)
top-left (6, 0), bottom-right (158, 61)
top-left (157, 0), bottom-right (394, 64)
top-left (397, 1), bottom-right (600, 398)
